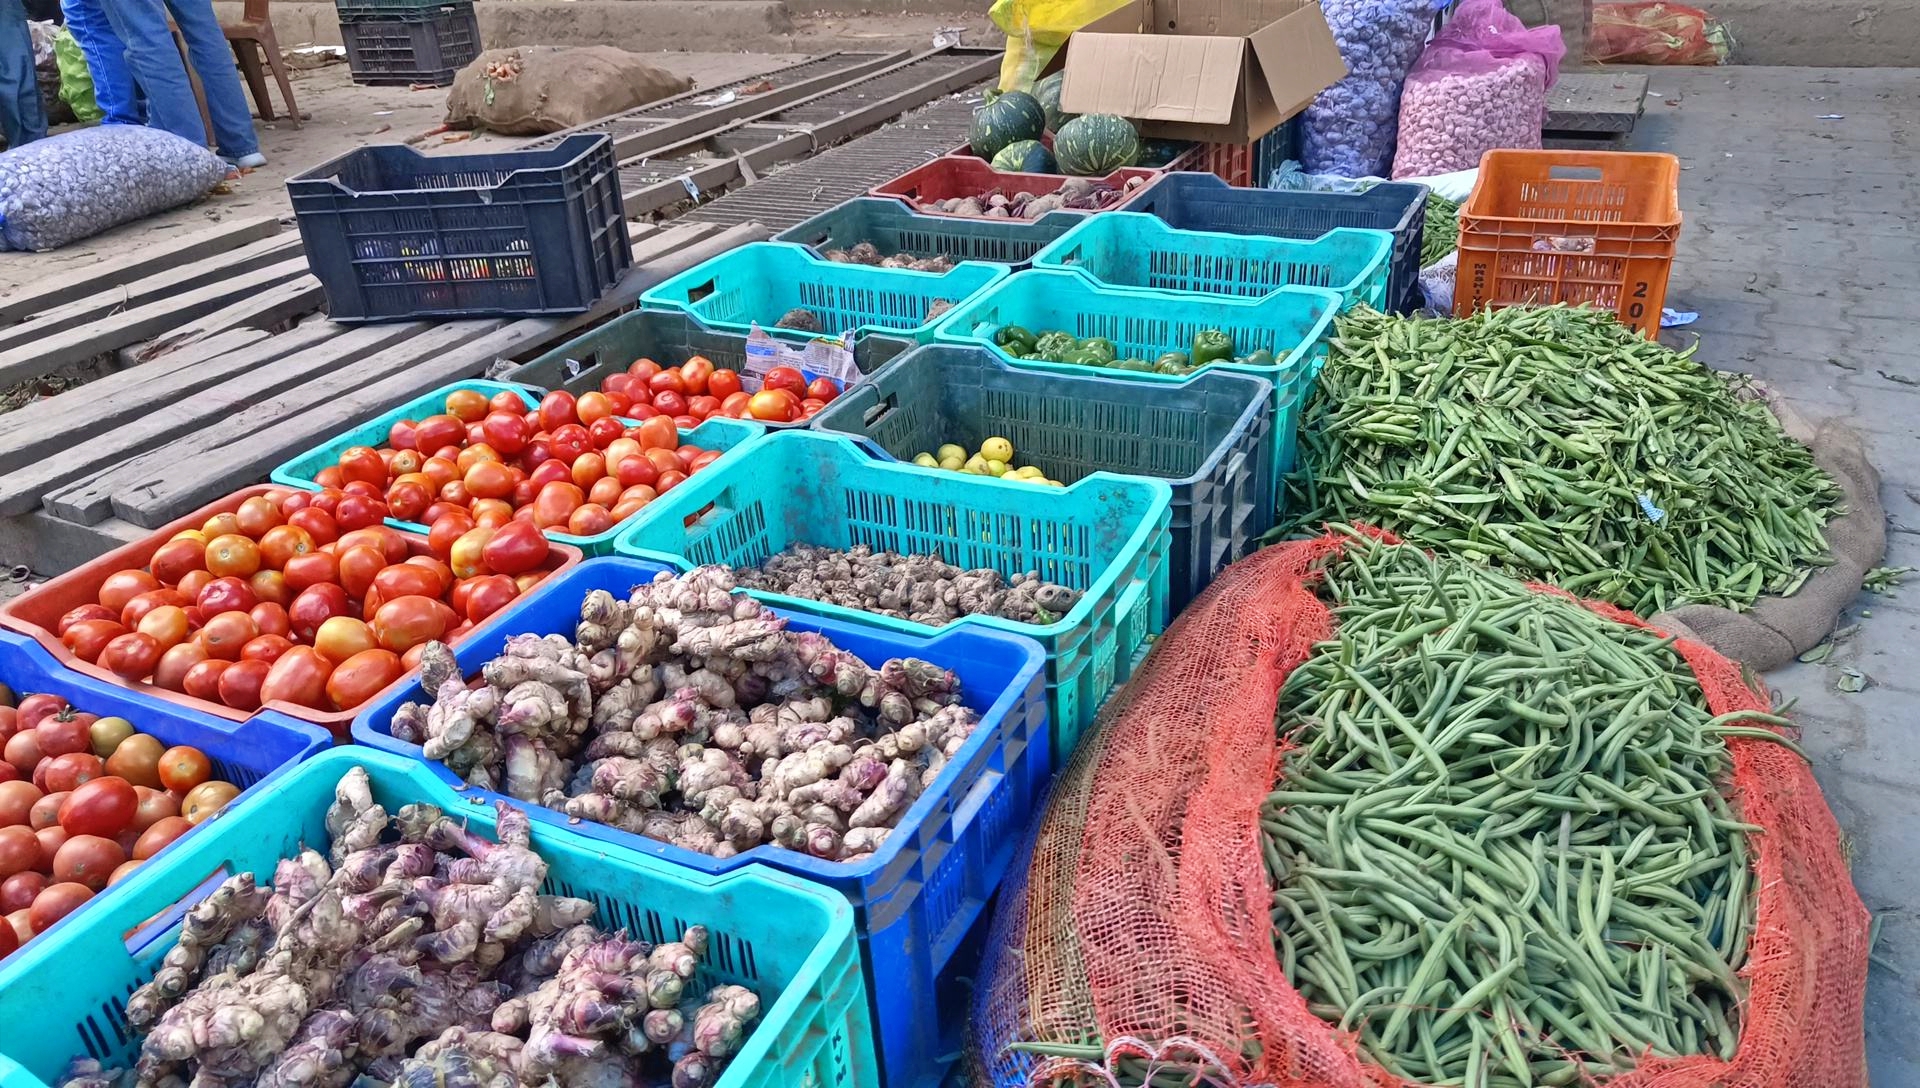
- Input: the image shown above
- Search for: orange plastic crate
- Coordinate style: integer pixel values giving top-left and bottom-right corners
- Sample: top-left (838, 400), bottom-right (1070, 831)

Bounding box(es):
top-left (1455, 150), bottom-right (1682, 337)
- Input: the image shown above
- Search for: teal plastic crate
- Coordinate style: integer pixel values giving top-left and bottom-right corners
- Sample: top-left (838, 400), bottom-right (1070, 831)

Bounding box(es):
top-left (641, 242), bottom-right (1009, 345)
top-left (809, 344), bottom-right (1272, 611)
top-left (773, 197), bottom-right (1085, 269)
top-left (931, 268), bottom-right (1342, 484)
top-left (268, 378), bottom-right (764, 556)
top-left (0, 748), bottom-right (877, 1088)
top-left (1032, 212), bottom-right (1393, 311)
top-left (614, 430), bottom-right (1171, 759)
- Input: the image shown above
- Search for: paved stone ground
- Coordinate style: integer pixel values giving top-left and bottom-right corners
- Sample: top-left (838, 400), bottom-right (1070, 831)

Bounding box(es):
top-left (1627, 66), bottom-right (1920, 1085)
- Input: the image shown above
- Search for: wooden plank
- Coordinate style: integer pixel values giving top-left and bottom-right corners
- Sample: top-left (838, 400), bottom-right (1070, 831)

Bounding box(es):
top-left (0, 234), bottom-right (305, 354)
top-left (0, 328), bottom-right (270, 475)
top-left (18, 322), bottom-right (431, 523)
top-left (0, 217), bottom-right (284, 326)
top-left (133, 275), bottom-right (328, 359)
top-left (0, 258), bottom-right (312, 387)
top-left (102, 322), bottom-right (505, 527)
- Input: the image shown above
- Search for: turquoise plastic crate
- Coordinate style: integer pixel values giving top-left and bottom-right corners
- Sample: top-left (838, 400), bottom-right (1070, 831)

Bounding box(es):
top-left (809, 344), bottom-right (1273, 611)
top-left (1032, 212), bottom-right (1393, 311)
top-left (641, 242), bottom-right (1010, 345)
top-left (353, 556), bottom-right (1050, 1088)
top-left (931, 268), bottom-right (1342, 484)
top-left (0, 748), bottom-right (876, 1088)
top-left (774, 197), bottom-right (1086, 269)
top-left (614, 430), bottom-right (1171, 758)
top-left (268, 378), bottom-right (764, 556)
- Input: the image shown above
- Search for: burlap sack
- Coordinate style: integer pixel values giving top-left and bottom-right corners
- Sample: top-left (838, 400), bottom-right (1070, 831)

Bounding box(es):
top-left (1654, 386), bottom-right (1884, 672)
top-left (445, 46), bottom-right (691, 136)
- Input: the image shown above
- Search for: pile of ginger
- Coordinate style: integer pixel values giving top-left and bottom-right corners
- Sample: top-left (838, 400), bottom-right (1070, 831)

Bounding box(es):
top-left (61, 767), bottom-right (761, 1088)
top-left (391, 567), bottom-right (982, 863)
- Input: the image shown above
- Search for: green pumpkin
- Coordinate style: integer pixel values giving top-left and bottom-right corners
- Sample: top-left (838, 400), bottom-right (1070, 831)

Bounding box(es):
top-left (990, 139), bottom-right (1057, 174)
top-left (970, 91), bottom-right (1047, 161)
top-left (1136, 139), bottom-right (1191, 168)
top-left (1033, 71), bottom-right (1074, 132)
top-left (1055, 114), bottom-right (1141, 176)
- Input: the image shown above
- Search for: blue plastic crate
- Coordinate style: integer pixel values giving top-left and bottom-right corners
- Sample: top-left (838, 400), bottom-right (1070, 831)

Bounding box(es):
top-left (613, 430), bottom-right (1170, 757)
top-left (810, 344), bottom-right (1272, 611)
top-left (0, 630), bottom-right (328, 965)
top-left (931, 268), bottom-right (1340, 485)
top-left (502, 307), bottom-right (912, 432)
top-left (773, 197), bottom-right (1086, 269)
top-left (641, 242), bottom-right (1009, 345)
top-left (1032, 212), bottom-right (1393, 311)
top-left (0, 747), bottom-right (876, 1088)
top-left (353, 555), bottom-right (1049, 1088)
top-left (289, 133), bottom-right (631, 321)
top-left (267, 378), bottom-right (764, 556)
top-left (1123, 172), bottom-right (1431, 314)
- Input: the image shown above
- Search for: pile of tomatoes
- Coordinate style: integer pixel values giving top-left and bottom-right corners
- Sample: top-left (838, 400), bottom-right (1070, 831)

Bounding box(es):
top-left (603, 357), bottom-right (839, 426)
top-left (314, 385), bottom-right (735, 544)
top-left (0, 691), bottom-right (236, 957)
top-left (54, 487), bottom-right (558, 721)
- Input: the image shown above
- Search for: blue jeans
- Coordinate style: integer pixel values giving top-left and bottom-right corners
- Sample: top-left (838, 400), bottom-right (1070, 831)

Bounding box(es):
top-left (62, 0), bottom-right (142, 126)
top-left (0, 0), bottom-right (46, 148)
top-left (100, 0), bottom-right (258, 159)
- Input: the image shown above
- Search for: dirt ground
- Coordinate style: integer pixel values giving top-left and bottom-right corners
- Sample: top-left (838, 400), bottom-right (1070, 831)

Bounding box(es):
top-left (0, 50), bottom-right (810, 297)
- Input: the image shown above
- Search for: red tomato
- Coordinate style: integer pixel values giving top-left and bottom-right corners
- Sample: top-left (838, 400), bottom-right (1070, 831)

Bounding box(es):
top-left (450, 526), bottom-right (496, 580)
top-left (133, 816), bottom-right (192, 860)
top-left (388, 418), bottom-right (419, 450)
top-left (33, 824), bottom-right (66, 860)
top-left (747, 390), bottom-right (797, 422)
top-left (604, 391), bottom-right (633, 417)
top-left (531, 483), bottom-right (585, 530)
top-left (56, 605), bottom-right (117, 638)
top-left (4, 734), bottom-right (43, 781)
top-left (385, 479), bottom-right (433, 522)
top-left (807, 377), bottom-right (841, 403)
top-left (686, 396), bottom-right (720, 420)
top-left (326, 649), bottom-right (403, 711)
top-left (288, 583), bottom-right (351, 643)
top-left (334, 495), bottom-right (388, 532)
top-left (425, 514), bottom-right (473, 563)
top-left (633, 416), bottom-right (678, 451)
top-left (463, 461), bottom-right (516, 501)
top-left (29, 882), bottom-right (91, 931)
top-left (39, 749), bottom-right (101, 793)
top-left (642, 447), bottom-right (683, 476)
top-left (625, 403), bottom-right (662, 422)
top-left (628, 358), bottom-right (663, 380)
top-left (216, 660), bottom-right (268, 711)
top-left (341, 527), bottom-right (410, 565)
top-left (651, 390), bottom-right (689, 417)
top-left (281, 552), bottom-right (340, 594)
top-left (259, 526), bottom-right (316, 570)
top-left (371, 597), bottom-right (449, 655)
top-left (470, 500), bottom-right (514, 530)
top-left (677, 355), bottom-right (714, 394)
top-left (0, 781), bottom-right (39, 827)
top-left (588, 477), bottom-right (624, 509)
top-left (764, 366), bottom-right (808, 396)
top-left (462, 575), bottom-right (519, 624)
top-left (690, 449), bottom-right (723, 472)
top-left (259, 649), bottom-right (332, 711)
top-left (57, 778), bottom-right (136, 839)
top-left (153, 642), bottom-right (208, 692)
top-left (549, 425), bottom-right (592, 466)
top-left (529, 459), bottom-right (573, 491)
top-left (120, 589), bottom-right (188, 630)
top-left (196, 576), bottom-right (257, 617)
top-left (337, 446), bottom-right (388, 488)
top-left (99, 633), bottom-right (160, 681)
top-left (708, 369), bottom-right (743, 400)
top-left (587, 416), bottom-right (625, 450)
top-left (482, 412), bottom-right (530, 456)
top-left (568, 504), bottom-right (615, 536)
top-left (52, 835), bottom-right (123, 892)
top-left (569, 453), bottom-right (607, 490)
top-left (576, 392), bottom-right (616, 425)
top-left (148, 538), bottom-right (207, 587)
top-left (614, 455), bottom-right (659, 489)
top-left (250, 602), bottom-right (291, 638)
top-left (648, 370), bottom-right (687, 397)
top-left (655, 470), bottom-right (689, 493)
top-left (538, 391), bottom-right (578, 432)
top-left (181, 660), bottom-right (230, 702)
top-left (204, 534), bottom-right (263, 580)
top-left (27, 793), bottom-right (63, 830)
top-left (720, 391), bottom-right (753, 417)
top-left (602, 372), bottom-right (635, 397)
top-left (372, 564), bottom-right (442, 603)
top-left (489, 389), bottom-right (526, 415)
top-left (673, 445), bottom-right (702, 471)
top-left (285, 507), bottom-right (338, 548)
top-left (0, 871), bottom-right (44, 913)
top-left (176, 569), bottom-right (215, 603)
top-left (445, 388), bottom-right (490, 423)
top-left (199, 612), bottom-right (257, 662)
top-left (415, 414), bottom-right (466, 453)
top-left (248, 570), bottom-right (290, 609)
top-left (241, 634), bottom-right (294, 665)
top-left (336, 546), bottom-right (387, 601)
top-left (0, 826), bottom-right (38, 879)
top-left (62, 620), bottom-right (126, 665)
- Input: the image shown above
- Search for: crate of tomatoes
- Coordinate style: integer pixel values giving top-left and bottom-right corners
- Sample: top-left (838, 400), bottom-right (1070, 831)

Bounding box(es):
top-left (0, 628), bottom-right (327, 966)
top-left (270, 380), bottom-right (763, 556)
top-left (0, 486), bottom-right (580, 737)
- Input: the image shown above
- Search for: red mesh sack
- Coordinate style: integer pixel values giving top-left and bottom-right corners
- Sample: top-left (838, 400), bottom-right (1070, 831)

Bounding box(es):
top-left (971, 530), bottom-right (1867, 1088)
top-left (1589, 2), bottom-right (1733, 64)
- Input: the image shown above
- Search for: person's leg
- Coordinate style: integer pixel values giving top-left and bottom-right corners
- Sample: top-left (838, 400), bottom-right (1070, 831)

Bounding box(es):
top-left (0, 0), bottom-right (47, 147)
top-left (97, 0), bottom-right (206, 146)
top-left (161, 0), bottom-right (258, 162)
top-left (60, 0), bottom-right (141, 125)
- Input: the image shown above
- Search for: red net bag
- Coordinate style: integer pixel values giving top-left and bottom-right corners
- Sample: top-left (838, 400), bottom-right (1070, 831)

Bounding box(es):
top-left (1589, 2), bottom-right (1733, 64)
top-left (971, 530), bottom-right (1867, 1088)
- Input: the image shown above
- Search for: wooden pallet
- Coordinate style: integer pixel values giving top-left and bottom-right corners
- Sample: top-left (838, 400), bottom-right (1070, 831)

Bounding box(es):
top-left (0, 218), bottom-right (766, 572)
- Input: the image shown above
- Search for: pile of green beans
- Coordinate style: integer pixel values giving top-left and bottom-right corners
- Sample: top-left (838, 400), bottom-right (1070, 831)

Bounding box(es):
top-left (1271, 306), bottom-right (1844, 616)
top-left (1423, 195), bottom-right (1461, 266)
top-left (1264, 537), bottom-right (1800, 1087)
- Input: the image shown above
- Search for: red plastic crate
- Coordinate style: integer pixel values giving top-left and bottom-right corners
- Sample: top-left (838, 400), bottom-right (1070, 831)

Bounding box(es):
top-left (871, 157), bottom-right (1158, 218)
top-left (0, 485), bottom-right (581, 736)
top-left (1456, 150), bottom-right (1682, 337)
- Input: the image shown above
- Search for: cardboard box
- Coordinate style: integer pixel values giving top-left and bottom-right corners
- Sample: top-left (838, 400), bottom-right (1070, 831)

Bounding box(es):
top-left (1052, 0), bottom-right (1347, 145)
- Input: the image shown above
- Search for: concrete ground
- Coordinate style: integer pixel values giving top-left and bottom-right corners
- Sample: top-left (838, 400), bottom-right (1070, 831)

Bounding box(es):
top-left (0, 51), bottom-right (808, 296)
top-left (1627, 65), bottom-right (1920, 1085)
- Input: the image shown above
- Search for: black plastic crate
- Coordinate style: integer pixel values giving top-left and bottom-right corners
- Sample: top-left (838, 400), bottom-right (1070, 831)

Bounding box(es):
top-left (334, 0), bottom-right (467, 22)
top-left (773, 197), bottom-right (1084, 269)
top-left (339, 3), bottom-right (480, 87)
top-left (1124, 172), bottom-right (1430, 314)
top-left (288, 133), bottom-right (632, 322)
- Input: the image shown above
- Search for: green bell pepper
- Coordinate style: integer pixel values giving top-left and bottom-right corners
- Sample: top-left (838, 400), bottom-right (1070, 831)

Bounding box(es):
top-left (1114, 357), bottom-right (1157, 373)
top-left (996, 325), bottom-right (1037, 354)
top-left (1034, 331), bottom-right (1080, 362)
top-left (1155, 351), bottom-right (1193, 375)
top-left (1081, 336), bottom-right (1117, 364)
top-left (1239, 348), bottom-right (1275, 368)
top-left (1062, 347), bottom-right (1108, 367)
top-left (1190, 329), bottom-right (1235, 366)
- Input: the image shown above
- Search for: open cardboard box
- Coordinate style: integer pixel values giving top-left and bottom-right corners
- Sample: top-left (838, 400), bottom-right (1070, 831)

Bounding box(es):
top-left (1051, 0), bottom-right (1347, 144)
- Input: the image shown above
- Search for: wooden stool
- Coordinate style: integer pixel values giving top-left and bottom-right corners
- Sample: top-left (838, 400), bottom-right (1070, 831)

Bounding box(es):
top-left (223, 0), bottom-right (300, 128)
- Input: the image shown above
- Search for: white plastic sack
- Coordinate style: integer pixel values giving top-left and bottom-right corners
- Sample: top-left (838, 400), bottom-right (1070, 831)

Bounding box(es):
top-left (0, 126), bottom-right (228, 251)
top-left (1419, 250), bottom-right (1458, 312)
top-left (1299, 0), bottom-right (1434, 178)
top-left (1391, 0), bottom-right (1566, 178)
